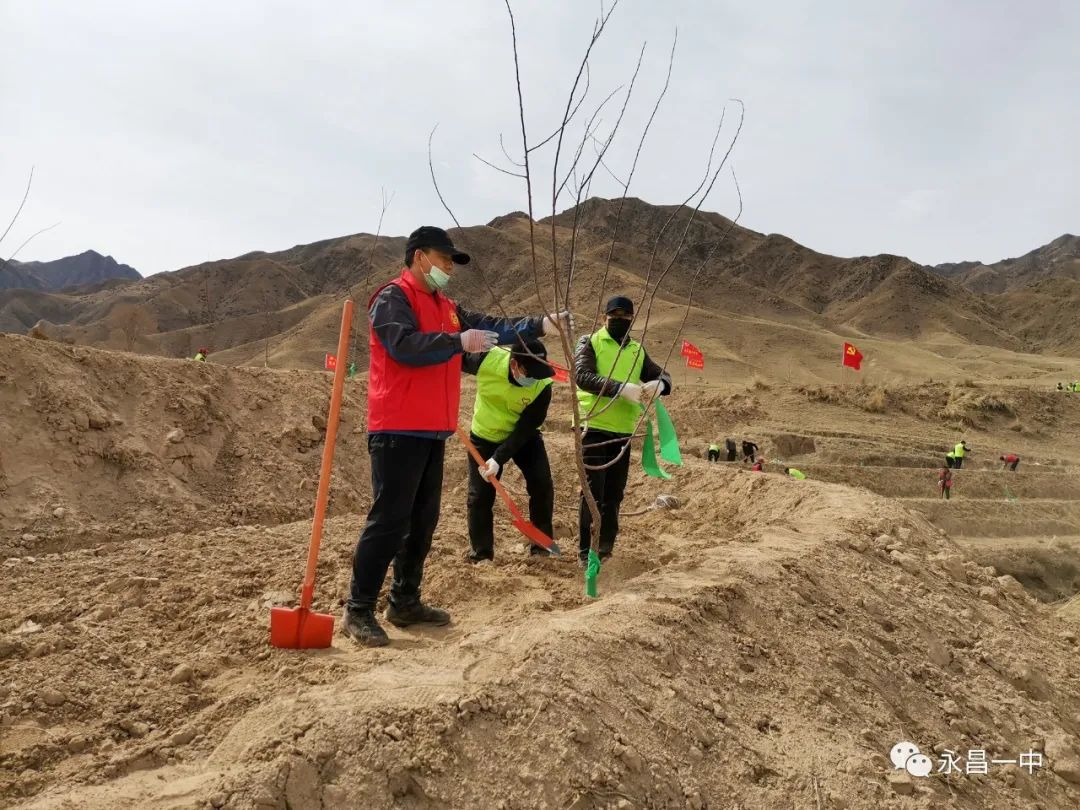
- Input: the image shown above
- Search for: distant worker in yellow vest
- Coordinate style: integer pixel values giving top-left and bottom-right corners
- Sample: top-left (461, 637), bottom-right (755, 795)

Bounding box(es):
top-left (192, 347), bottom-right (209, 362)
top-left (953, 440), bottom-right (970, 469)
top-left (462, 340), bottom-right (555, 562)
top-left (575, 296), bottom-right (673, 564)
top-left (708, 442), bottom-right (721, 463)
top-left (784, 467), bottom-right (806, 480)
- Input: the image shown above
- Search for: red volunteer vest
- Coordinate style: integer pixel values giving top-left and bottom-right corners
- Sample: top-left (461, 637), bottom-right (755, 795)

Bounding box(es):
top-left (366, 270), bottom-right (462, 432)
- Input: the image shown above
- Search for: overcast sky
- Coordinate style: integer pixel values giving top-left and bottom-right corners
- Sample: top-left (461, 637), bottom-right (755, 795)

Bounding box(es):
top-left (2, 1), bottom-right (1077, 275)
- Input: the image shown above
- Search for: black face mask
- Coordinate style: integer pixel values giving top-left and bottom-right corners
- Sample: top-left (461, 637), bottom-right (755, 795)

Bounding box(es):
top-left (606, 317), bottom-right (631, 343)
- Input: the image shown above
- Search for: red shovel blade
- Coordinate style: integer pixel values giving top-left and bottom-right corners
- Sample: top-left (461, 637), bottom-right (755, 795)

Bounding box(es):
top-left (269, 606), bottom-right (335, 649)
top-left (513, 518), bottom-right (560, 556)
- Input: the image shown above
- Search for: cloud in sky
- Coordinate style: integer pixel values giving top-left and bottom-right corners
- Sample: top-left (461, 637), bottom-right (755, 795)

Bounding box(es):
top-left (1, 0), bottom-right (1077, 275)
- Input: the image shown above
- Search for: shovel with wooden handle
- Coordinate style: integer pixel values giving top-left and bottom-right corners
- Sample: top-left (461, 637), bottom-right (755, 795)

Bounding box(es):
top-left (270, 299), bottom-right (354, 649)
top-left (456, 428), bottom-right (560, 556)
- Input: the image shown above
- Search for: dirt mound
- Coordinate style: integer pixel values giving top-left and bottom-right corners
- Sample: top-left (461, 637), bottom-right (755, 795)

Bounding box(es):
top-left (796, 381), bottom-right (1072, 433)
top-left (769, 433), bottom-right (817, 458)
top-left (0, 334), bottom-right (372, 556)
top-left (6, 464), bottom-right (1080, 808)
top-left (7, 330), bottom-right (1080, 808)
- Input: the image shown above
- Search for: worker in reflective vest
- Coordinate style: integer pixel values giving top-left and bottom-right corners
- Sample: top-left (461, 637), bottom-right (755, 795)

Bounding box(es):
top-left (953, 440), bottom-right (969, 469)
top-left (574, 295), bottom-right (672, 564)
top-left (462, 340), bottom-right (555, 562)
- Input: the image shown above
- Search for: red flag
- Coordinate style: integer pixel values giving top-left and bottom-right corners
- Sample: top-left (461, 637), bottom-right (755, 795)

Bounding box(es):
top-left (551, 363), bottom-right (570, 383)
top-left (686, 354), bottom-right (704, 370)
top-left (324, 353), bottom-right (337, 371)
top-left (681, 340), bottom-right (701, 358)
top-left (842, 342), bottom-right (863, 371)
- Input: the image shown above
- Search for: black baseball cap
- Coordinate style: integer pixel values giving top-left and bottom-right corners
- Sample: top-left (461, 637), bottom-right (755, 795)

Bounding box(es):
top-left (604, 295), bottom-right (634, 315)
top-left (406, 226), bottom-right (470, 265)
top-left (510, 340), bottom-right (555, 380)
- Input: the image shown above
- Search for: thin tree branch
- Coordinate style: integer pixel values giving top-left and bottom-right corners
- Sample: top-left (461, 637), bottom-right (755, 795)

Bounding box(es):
top-left (6, 220), bottom-right (61, 262)
top-left (526, 66), bottom-right (592, 156)
top-left (550, 0), bottom-right (620, 313)
top-left (428, 125), bottom-right (514, 321)
top-left (471, 152), bottom-right (527, 179)
top-left (561, 41), bottom-right (647, 308)
top-left (499, 132), bottom-right (526, 168)
top-left (1, 166), bottom-right (34, 249)
top-left (591, 30), bottom-right (678, 330)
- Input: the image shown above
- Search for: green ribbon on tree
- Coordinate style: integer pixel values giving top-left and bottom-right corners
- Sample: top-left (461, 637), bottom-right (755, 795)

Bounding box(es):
top-left (641, 400), bottom-right (682, 479)
top-left (585, 549), bottom-right (601, 598)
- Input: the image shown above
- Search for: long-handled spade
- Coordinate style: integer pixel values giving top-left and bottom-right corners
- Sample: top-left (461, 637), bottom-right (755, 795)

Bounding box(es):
top-left (456, 429), bottom-right (560, 556)
top-left (270, 299), bottom-right (354, 649)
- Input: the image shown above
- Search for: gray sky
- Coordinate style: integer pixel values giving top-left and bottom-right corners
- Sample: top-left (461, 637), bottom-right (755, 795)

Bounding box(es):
top-left (2, 1), bottom-right (1077, 276)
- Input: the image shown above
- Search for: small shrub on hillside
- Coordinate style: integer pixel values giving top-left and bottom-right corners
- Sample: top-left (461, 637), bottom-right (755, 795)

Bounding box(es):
top-left (863, 387), bottom-right (888, 413)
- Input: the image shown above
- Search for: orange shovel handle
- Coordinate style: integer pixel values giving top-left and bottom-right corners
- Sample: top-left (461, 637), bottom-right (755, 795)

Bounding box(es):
top-left (455, 428), bottom-right (524, 521)
top-left (300, 299), bottom-right (354, 609)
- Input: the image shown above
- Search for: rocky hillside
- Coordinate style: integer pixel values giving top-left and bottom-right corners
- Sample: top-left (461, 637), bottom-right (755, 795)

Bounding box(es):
top-left (2, 200), bottom-right (1079, 364)
top-left (1, 250), bottom-right (139, 292)
top-left (933, 234), bottom-right (1080, 294)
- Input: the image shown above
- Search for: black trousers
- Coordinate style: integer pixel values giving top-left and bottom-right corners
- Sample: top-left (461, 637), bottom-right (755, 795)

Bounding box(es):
top-left (348, 434), bottom-right (444, 612)
top-left (466, 432), bottom-right (554, 559)
top-left (953, 457), bottom-right (964, 469)
top-left (579, 429), bottom-right (632, 560)
top-left (945, 456), bottom-right (954, 469)
top-left (726, 448), bottom-right (737, 462)
top-left (708, 449), bottom-right (720, 462)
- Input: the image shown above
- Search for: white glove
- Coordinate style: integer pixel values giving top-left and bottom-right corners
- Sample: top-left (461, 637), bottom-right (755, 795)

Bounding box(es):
top-left (460, 329), bottom-right (499, 353)
top-left (619, 382), bottom-right (642, 403)
top-left (542, 310), bottom-right (575, 337)
top-left (479, 458), bottom-right (500, 480)
top-left (641, 380), bottom-right (664, 400)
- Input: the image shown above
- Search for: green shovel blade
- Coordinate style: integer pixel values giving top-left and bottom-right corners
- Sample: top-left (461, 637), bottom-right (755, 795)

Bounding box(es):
top-left (585, 549), bottom-right (601, 598)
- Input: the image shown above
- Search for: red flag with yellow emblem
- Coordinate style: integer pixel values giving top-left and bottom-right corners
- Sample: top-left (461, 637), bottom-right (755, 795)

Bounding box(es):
top-left (842, 342), bottom-right (863, 371)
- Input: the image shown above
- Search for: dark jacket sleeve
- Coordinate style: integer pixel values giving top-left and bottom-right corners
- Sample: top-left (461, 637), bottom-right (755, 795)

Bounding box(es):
top-left (573, 334), bottom-right (624, 397)
top-left (370, 285), bottom-right (461, 366)
top-left (639, 349), bottom-right (674, 395)
top-left (461, 351), bottom-right (488, 376)
top-left (492, 386), bottom-right (552, 465)
top-left (456, 305), bottom-right (544, 346)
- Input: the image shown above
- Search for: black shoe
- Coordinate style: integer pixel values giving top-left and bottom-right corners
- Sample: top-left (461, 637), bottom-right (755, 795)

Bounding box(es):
top-left (385, 601), bottom-right (451, 628)
top-left (467, 550), bottom-right (494, 563)
top-left (341, 607), bottom-right (389, 647)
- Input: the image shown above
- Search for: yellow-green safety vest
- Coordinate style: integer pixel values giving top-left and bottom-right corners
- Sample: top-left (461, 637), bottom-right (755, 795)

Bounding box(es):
top-left (577, 328), bottom-right (646, 435)
top-left (471, 350), bottom-right (552, 443)
top-left (954, 442), bottom-right (966, 458)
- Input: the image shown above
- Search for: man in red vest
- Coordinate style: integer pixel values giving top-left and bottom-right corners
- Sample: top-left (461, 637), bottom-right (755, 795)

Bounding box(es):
top-left (343, 226), bottom-right (570, 647)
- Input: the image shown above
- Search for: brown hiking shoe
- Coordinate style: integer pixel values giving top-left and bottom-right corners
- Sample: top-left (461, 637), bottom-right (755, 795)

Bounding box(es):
top-left (341, 607), bottom-right (389, 647)
top-left (385, 601), bottom-right (451, 628)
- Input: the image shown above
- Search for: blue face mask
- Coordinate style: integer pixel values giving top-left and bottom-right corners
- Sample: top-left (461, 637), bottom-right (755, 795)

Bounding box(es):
top-left (513, 374), bottom-right (538, 388)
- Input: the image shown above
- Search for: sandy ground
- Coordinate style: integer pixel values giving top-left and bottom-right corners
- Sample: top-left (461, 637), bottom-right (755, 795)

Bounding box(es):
top-left (5, 334), bottom-right (1080, 809)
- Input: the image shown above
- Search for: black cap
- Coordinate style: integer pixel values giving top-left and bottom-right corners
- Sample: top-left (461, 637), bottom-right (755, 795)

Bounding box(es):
top-left (406, 226), bottom-right (470, 265)
top-left (510, 340), bottom-right (555, 380)
top-left (604, 295), bottom-right (634, 315)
